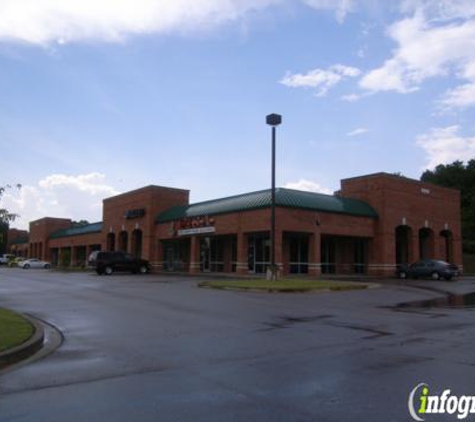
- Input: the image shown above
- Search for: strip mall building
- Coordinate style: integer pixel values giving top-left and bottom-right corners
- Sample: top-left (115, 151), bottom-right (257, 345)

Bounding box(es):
top-left (8, 173), bottom-right (462, 277)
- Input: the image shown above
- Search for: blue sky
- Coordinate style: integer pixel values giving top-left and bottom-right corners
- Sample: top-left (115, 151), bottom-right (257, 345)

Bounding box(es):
top-left (1, 0), bottom-right (475, 229)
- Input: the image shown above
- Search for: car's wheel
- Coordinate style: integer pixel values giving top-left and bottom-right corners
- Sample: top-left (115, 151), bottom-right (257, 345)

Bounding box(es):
top-left (96, 269), bottom-right (104, 275)
top-left (23, 264), bottom-right (30, 269)
top-left (44, 264), bottom-right (51, 269)
top-left (105, 266), bottom-right (113, 275)
top-left (139, 265), bottom-right (148, 274)
top-left (431, 272), bottom-right (440, 280)
top-left (398, 271), bottom-right (408, 279)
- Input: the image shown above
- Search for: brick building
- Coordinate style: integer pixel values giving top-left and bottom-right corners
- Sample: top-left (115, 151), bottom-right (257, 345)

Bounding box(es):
top-left (6, 228), bottom-right (29, 257)
top-left (8, 172), bottom-right (462, 277)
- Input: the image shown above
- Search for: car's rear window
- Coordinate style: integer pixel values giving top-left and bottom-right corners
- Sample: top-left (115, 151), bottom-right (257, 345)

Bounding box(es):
top-left (89, 251), bottom-right (100, 261)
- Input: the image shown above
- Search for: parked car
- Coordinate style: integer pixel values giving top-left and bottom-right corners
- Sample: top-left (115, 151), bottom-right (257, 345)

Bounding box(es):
top-left (8, 257), bottom-right (25, 267)
top-left (88, 251), bottom-right (150, 275)
top-left (397, 259), bottom-right (460, 281)
top-left (19, 258), bottom-right (51, 269)
top-left (0, 254), bottom-right (15, 265)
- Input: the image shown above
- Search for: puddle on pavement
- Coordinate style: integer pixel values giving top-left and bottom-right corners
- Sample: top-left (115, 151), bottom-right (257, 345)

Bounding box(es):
top-left (260, 314), bottom-right (333, 331)
top-left (396, 292), bottom-right (475, 309)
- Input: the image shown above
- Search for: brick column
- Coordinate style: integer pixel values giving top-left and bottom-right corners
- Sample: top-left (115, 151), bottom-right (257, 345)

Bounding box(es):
top-left (70, 246), bottom-right (77, 267)
top-left (154, 241), bottom-right (164, 272)
top-left (308, 231), bottom-right (322, 278)
top-left (127, 232), bottom-right (133, 255)
top-left (410, 232), bottom-right (419, 263)
top-left (275, 229), bottom-right (283, 274)
top-left (189, 236), bottom-right (201, 274)
top-left (236, 231), bottom-right (248, 275)
top-left (368, 231), bottom-right (396, 276)
top-left (281, 233), bottom-right (289, 275)
top-left (58, 248), bottom-right (64, 266)
top-left (223, 237), bottom-right (233, 273)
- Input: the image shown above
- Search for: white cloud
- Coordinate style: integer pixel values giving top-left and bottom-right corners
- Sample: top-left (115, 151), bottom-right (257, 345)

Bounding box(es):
top-left (280, 64), bottom-right (361, 97)
top-left (303, 0), bottom-right (354, 23)
top-left (400, 0), bottom-right (475, 20)
top-left (439, 82), bottom-right (475, 110)
top-left (416, 125), bottom-right (475, 169)
top-left (0, 0), bottom-right (278, 45)
top-left (3, 172), bottom-right (120, 230)
top-left (0, 0), bottom-right (373, 46)
top-left (340, 93), bottom-right (361, 102)
top-left (359, 4), bottom-right (475, 105)
top-left (347, 127), bottom-right (368, 136)
top-left (284, 179), bottom-right (332, 194)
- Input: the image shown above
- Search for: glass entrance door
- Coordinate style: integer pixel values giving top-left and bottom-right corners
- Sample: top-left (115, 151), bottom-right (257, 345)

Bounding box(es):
top-left (166, 246), bottom-right (174, 271)
top-left (248, 234), bottom-right (270, 273)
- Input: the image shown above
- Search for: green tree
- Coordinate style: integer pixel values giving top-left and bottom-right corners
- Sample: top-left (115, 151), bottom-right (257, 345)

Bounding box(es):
top-left (0, 184), bottom-right (21, 254)
top-left (421, 160), bottom-right (475, 252)
top-left (0, 184), bottom-right (21, 225)
top-left (71, 220), bottom-right (90, 227)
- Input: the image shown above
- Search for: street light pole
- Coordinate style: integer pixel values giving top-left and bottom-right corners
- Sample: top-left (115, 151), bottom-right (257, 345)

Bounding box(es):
top-left (266, 113), bottom-right (282, 281)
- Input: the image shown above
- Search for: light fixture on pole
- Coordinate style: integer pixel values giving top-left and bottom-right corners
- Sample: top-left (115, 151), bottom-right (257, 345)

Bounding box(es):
top-left (266, 113), bottom-right (282, 281)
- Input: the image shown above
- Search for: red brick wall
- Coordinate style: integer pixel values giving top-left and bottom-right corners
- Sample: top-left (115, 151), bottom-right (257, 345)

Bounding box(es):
top-left (49, 233), bottom-right (102, 249)
top-left (15, 174), bottom-right (463, 276)
top-left (340, 173), bottom-right (462, 273)
top-left (156, 207), bottom-right (376, 274)
top-left (102, 185), bottom-right (189, 261)
top-left (7, 228), bottom-right (28, 246)
top-left (7, 228), bottom-right (29, 256)
top-left (29, 217), bottom-right (71, 261)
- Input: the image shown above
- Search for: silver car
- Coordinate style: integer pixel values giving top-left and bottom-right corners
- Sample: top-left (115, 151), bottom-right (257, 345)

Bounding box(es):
top-left (19, 258), bottom-right (51, 269)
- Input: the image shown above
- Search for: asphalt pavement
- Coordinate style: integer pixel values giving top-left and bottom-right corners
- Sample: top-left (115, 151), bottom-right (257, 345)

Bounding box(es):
top-left (1, 267), bottom-right (475, 421)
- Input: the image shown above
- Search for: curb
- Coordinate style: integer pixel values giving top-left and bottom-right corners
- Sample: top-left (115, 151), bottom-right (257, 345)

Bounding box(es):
top-left (198, 283), bottom-right (375, 293)
top-left (0, 313), bottom-right (45, 370)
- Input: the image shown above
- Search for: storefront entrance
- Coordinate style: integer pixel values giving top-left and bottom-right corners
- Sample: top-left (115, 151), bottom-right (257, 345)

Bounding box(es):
top-left (321, 235), bottom-right (369, 274)
top-left (288, 234), bottom-right (309, 274)
top-left (248, 234), bottom-right (270, 273)
top-left (162, 240), bottom-right (189, 272)
top-left (200, 237), bottom-right (225, 272)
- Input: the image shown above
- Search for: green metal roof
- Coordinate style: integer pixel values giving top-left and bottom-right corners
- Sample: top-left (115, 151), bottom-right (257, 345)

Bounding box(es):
top-left (49, 222), bottom-right (103, 239)
top-left (10, 237), bottom-right (28, 245)
top-left (156, 188), bottom-right (378, 223)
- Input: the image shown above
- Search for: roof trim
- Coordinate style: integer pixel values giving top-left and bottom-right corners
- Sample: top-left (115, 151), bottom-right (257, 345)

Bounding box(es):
top-left (49, 222), bottom-right (103, 239)
top-left (156, 188), bottom-right (378, 223)
top-left (10, 238), bottom-right (29, 245)
top-left (103, 184), bottom-right (189, 202)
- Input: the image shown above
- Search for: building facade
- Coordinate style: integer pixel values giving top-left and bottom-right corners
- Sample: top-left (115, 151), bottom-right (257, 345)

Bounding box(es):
top-left (8, 173), bottom-right (463, 277)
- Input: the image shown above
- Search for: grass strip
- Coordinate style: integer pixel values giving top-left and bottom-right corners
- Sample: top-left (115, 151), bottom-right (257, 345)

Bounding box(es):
top-left (0, 308), bottom-right (34, 353)
top-left (198, 279), bottom-right (368, 292)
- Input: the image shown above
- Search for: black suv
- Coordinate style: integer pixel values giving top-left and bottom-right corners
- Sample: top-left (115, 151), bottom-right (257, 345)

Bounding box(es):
top-left (88, 251), bottom-right (150, 275)
top-left (397, 259), bottom-right (459, 281)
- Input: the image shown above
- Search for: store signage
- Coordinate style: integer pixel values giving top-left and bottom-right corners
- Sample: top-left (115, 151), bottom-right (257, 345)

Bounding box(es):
top-left (125, 208), bottom-right (145, 219)
top-left (173, 215), bottom-right (215, 237)
top-left (178, 226), bottom-right (216, 236)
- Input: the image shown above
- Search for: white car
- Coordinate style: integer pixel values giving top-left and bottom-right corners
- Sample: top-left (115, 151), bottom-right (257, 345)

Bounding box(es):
top-left (19, 258), bottom-right (51, 269)
top-left (0, 254), bottom-right (15, 265)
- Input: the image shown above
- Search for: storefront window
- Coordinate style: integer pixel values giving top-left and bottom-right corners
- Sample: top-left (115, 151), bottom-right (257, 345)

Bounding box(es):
top-left (289, 235), bottom-right (309, 274)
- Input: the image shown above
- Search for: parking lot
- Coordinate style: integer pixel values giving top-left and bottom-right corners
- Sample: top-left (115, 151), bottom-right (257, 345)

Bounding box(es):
top-left (1, 267), bottom-right (475, 421)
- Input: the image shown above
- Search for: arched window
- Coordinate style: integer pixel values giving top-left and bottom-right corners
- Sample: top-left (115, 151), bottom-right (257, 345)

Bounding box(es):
top-left (106, 232), bottom-right (116, 252)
